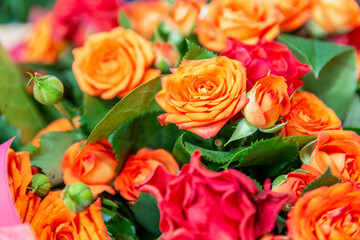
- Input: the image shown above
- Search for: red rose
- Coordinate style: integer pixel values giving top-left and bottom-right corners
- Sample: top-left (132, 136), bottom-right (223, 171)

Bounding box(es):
top-left (221, 39), bottom-right (311, 94)
top-left (137, 151), bottom-right (288, 240)
top-left (52, 0), bottom-right (121, 46)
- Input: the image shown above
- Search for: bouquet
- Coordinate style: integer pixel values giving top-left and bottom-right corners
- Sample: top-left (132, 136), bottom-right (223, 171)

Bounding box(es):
top-left (1, 0), bottom-right (360, 239)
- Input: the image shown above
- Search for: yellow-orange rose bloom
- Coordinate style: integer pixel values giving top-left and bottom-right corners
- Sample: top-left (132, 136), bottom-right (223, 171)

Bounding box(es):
top-left (31, 191), bottom-right (110, 240)
top-left (280, 91), bottom-right (342, 137)
top-left (7, 149), bottom-right (41, 223)
top-left (62, 140), bottom-right (117, 195)
top-left (196, 0), bottom-right (284, 52)
top-left (171, 0), bottom-right (203, 36)
top-left (302, 130), bottom-right (360, 184)
top-left (114, 148), bottom-right (179, 202)
top-left (273, 0), bottom-right (312, 31)
top-left (243, 75), bottom-right (290, 128)
top-left (72, 27), bottom-right (161, 100)
top-left (312, 0), bottom-right (360, 33)
top-left (124, 0), bottom-right (171, 39)
top-left (21, 14), bottom-right (67, 64)
top-left (156, 56), bottom-right (249, 139)
top-left (287, 182), bottom-right (360, 240)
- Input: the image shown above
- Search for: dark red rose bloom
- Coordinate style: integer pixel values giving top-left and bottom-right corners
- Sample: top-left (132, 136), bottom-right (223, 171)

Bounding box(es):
top-left (221, 39), bottom-right (311, 94)
top-left (52, 0), bottom-right (122, 46)
top-left (137, 151), bottom-right (288, 240)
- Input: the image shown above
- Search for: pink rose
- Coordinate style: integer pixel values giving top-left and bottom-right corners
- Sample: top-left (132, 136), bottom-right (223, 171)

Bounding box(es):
top-left (220, 39), bottom-right (311, 94)
top-left (137, 151), bottom-right (288, 240)
top-left (52, 0), bottom-right (122, 46)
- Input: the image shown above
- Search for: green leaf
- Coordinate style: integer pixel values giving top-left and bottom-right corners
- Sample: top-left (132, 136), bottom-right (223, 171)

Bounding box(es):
top-left (272, 174), bottom-right (287, 189)
top-left (184, 142), bottom-right (235, 164)
top-left (81, 94), bottom-right (117, 132)
top-left (344, 127), bottom-right (360, 136)
top-left (31, 131), bottom-right (84, 186)
top-left (183, 40), bottom-right (217, 60)
top-left (172, 134), bottom-right (191, 166)
top-left (131, 193), bottom-right (161, 236)
top-left (283, 135), bottom-right (317, 149)
top-left (225, 118), bottom-right (257, 146)
top-left (0, 45), bottom-right (46, 142)
top-left (109, 113), bottom-right (182, 171)
top-left (259, 120), bottom-right (288, 134)
top-left (224, 136), bottom-right (299, 177)
top-left (119, 11), bottom-right (132, 29)
top-left (299, 140), bottom-right (316, 165)
top-left (301, 167), bottom-right (342, 196)
top-left (84, 77), bottom-right (162, 147)
top-left (0, 115), bottom-right (22, 150)
top-left (343, 94), bottom-right (360, 128)
top-left (277, 34), bottom-right (357, 119)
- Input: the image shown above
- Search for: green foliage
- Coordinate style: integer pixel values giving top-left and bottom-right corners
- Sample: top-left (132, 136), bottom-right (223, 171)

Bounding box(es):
top-left (224, 136), bottom-right (299, 177)
top-left (109, 113), bottom-right (182, 171)
top-left (277, 34), bottom-right (357, 119)
top-left (299, 140), bottom-right (316, 165)
top-left (81, 94), bottom-right (117, 132)
top-left (183, 40), bottom-right (217, 60)
top-left (0, 45), bottom-right (46, 142)
top-left (283, 135), bottom-right (316, 149)
top-left (343, 94), bottom-right (360, 128)
top-left (131, 193), bottom-right (161, 237)
top-left (225, 118), bottom-right (257, 146)
top-left (0, 116), bottom-right (22, 150)
top-left (301, 167), bottom-right (342, 196)
top-left (31, 131), bottom-right (84, 186)
top-left (119, 11), bottom-right (132, 29)
top-left (84, 77), bottom-right (162, 147)
top-left (184, 142), bottom-right (236, 164)
top-left (102, 199), bottom-right (137, 239)
top-left (259, 121), bottom-right (288, 134)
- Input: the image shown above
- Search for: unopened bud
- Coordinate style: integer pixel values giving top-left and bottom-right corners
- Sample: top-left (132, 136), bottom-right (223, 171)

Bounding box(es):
top-left (61, 183), bottom-right (93, 213)
top-left (28, 174), bottom-right (50, 198)
top-left (29, 72), bottom-right (64, 105)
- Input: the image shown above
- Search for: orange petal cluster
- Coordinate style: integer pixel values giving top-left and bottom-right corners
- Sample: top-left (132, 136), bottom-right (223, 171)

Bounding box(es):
top-left (72, 27), bottom-right (160, 100)
top-left (287, 182), bottom-right (360, 239)
top-left (303, 130), bottom-right (360, 184)
top-left (7, 149), bottom-right (41, 223)
top-left (243, 75), bottom-right (290, 128)
top-left (62, 140), bottom-right (117, 195)
top-left (280, 91), bottom-right (342, 137)
top-left (31, 191), bottom-right (110, 240)
top-left (312, 0), bottom-right (360, 33)
top-left (114, 148), bottom-right (179, 202)
top-left (156, 56), bottom-right (249, 139)
top-left (196, 0), bottom-right (284, 52)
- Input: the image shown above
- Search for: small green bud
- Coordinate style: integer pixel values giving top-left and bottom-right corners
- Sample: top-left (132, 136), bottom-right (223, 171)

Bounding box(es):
top-left (29, 72), bottom-right (64, 105)
top-left (28, 174), bottom-right (50, 198)
top-left (61, 183), bottom-right (93, 213)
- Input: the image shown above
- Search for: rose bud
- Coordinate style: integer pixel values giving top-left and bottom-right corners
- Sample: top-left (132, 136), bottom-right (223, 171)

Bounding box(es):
top-left (30, 73), bottom-right (64, 105)
top-left (154, 42), bottom-right (180, 72)
top-left (28, 173), bottom-right (51, 198)
top-left (61, 183), bottom-right (93, 213)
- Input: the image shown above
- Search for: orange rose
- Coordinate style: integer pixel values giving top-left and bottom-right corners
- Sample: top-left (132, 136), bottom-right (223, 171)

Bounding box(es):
top-left (30, 191), bottom-right (110, 240)
top-left (272, 171), bottom-right (316, 206)
top-left (280, 91), bottom-right (342, 137)
top-left (114, 148), bottom-right (178, 202)
top-left (243, 75), bottom-right (290, 128)
top-left (287, 182), bottom-right (360, 239)
top-left (312, 0), bottom-right (360, 33)
top-left (62, 140), bottom-right (117, 195)
top-left (154, 42), bottom-right (180, 68)
top-left (302, 130), bottom-right (360, 184)
top-left (155, 56), bottom-right (249, 139)
top-left (19, 14), bottom-right (67, 64)
top-left (31, 117), bottom-right (81, 148)
top-left (273, 0), bottom-right (312, 31)
top-left (72, 27), bottom-right (161, 100)
top-left (7, 149), bottom-right (41, 223)
top-left (196, 0), bottom-right (284, 52)
top-left (171, 0), bottom-right (204, 36)
top-left (260, 234), bottom-right (289, 240)
top-left (124, 0), bottom-right (171, 39)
